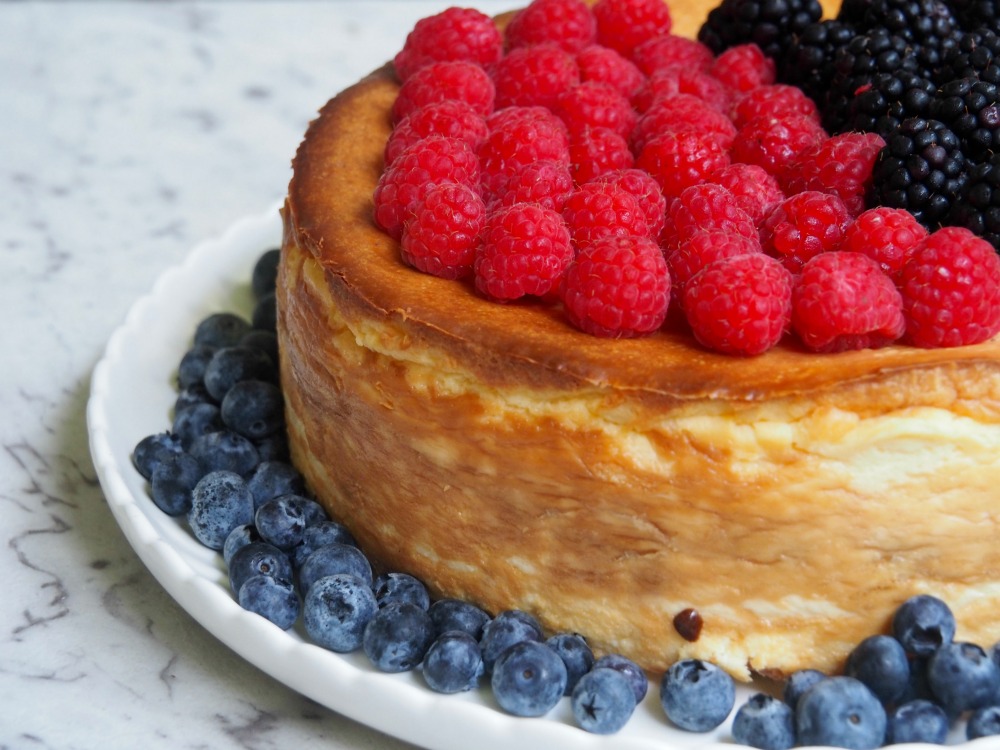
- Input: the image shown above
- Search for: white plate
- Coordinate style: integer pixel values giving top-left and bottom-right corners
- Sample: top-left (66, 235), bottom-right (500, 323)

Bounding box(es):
top-left (87, 205), bottom-right (993, 750)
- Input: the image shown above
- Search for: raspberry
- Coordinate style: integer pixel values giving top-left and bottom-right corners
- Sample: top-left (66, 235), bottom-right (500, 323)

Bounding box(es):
top-left (630, 94), bottom-right (737, 153)
top-left (492, 44), bottom-right (581, 109)
top-left (631, 67), bottom-right (732, 114)
top-left (782, 132), bottom-right (886, 216)
top-left (475, 203), bottom-right (575, 301)
top-left (630, 35), bottom-right (715, 76)
top-left (560, 235), bottom-right (671, 337)
top-left (791, 252), bottom-right (905, 352)
top-left (635, 129), bottom-right (731, 201)
top-left (505, 0), bottom-right (597, 54)
top-left (759, 191), bottom-right (853, 273)
top-left (392, 61), bottom-right (496, 124)
top-left (551, 81), bottom-right (637, 139)
top-left (373, 136), bottom-right (481, 240)
top-left (840, 207), bottom-right (928, 282)
top-left (568, 126), bottom-right (635, 184)
top-left (661, 183), bottom-right (759, 250)
top-left (393, 8), bottom-right (503, 83)
top-left (400, 182), bottom-right (486, 279)
top-left (681, 253), bottom-right (793, 356)
top-left (710, 44), bottom-right (776, 94)
top-left (730, 85), bottom-right (821, 130)
top-left (707, 163), bottom-right (785, 226)
top-left (899, 226), bottom-right (1000, 348)
top-left (576, 44), bottom-right (646, 99)
top-left (730, 114), bottom-right (828, 180)
top-left (479, 109), bottom-right (571, 200)
top-left (384, 100), bottom-right (489, 167)
top-left (668, 229), bottom-right (762, 291)
top-left (591, 167), bottom-right (667, 239)
top-left (488, 159), bottom-right (574, 213)
top-left (562, 181), bottom-right (650, 250)
top-left (486, 104), bottom-right (569, 134)
top-left (592, 0), bottom-right (673, 58)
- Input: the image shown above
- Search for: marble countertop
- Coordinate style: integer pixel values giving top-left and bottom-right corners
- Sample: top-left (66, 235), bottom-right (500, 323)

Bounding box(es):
top-left (1, 2), bottom-right (512, 747)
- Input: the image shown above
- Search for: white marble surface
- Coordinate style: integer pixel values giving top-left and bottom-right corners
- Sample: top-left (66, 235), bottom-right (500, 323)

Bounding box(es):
top-left (1, 2), bottom-right (512, 747)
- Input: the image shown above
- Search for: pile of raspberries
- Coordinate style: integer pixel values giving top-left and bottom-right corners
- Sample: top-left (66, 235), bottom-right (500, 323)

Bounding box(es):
top-left (372, 0), bottom-right (1000, 355)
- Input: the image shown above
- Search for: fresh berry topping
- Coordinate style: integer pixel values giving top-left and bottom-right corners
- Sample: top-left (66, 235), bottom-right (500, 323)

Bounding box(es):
top-left (630, 34), bottom-right (714, 76)
top-left (779, 19), bottom-right (857, 107)
top-left (840, 206), bottom-right (928, 281)
top-left (949, 153), bottom-right (1000, 252)
top-left (730, 114), bottom-right (828, 180)
top-left (303, 573), bottom-right (378, 652)
top-left (839, 70), bottom-right (936, 141)
top-left (795, 677), bottom-right (887, 750)
top-left (492, 43), bottom-right (581, 109)
top-left (391, 60), bottom-right (496, 124)
top-left (931, 77), bottom-right (1000, 163)
top-left (668, 229), bottom-right (762, 291)
top-left (373, 136), bottom-right (481, 240)
top-left (712, 44), bottom-right (776, 95)
top-left (681, 252), bottom-right (793, 356)
top-left (571, 668), bottom-right (637, 735)
top-left (886, 700), bottom-right (950, 745)
top-left (363, 601), bottom-right (435, 673)
top-left (475, 203), bottom-right (575, 300)
top-left (861, 0), bottom-right (960, 70)
top-left (478, 108), bottom-right (571, 200)
top-left (659, 659), bottom-right (736, 732)
top-left (546, 633), bottom-right (595, 695)
top-left (631, 67), bottom-right (732, 114)
top-left (698, 0), bottom-right (823, 63)
top-left (938, 29), bottom-right (1000, 87)
top-left (730, 84), bottom-right (820, 130)
top-left (662, 182), bottom-right (759, 250)
top-left (630, 94), bottom-right (737, 153)
top-left (927, 641), bottom-right (1000, 715)
top-left (592, 0), bottom-right (673, 58)
top-left (488, 159), bottom-right (574, 213)
top-left (707, 163), bottom-right (785, 225)
top-left (782, 131), bottom-right (886, 216)
top-left (562, 181), bottom-right (650, 250)
top-left (400, 182), bottom-right (486, 279)
top-left (552, 81), bottom-right (637, 139)
top-left (576, 44), bottom-right (646, 98)
top-left (591, 167), bottom-right (667, 239)
top-left (731, 693), bottom-right (796, 750)
top-left (893, 594), bottom-right (957, 658)
top-left (759, 191), bottom-right (853, 273)
top-left (491, 641), bottom-right (568, 717)
top-left (384, 100), bottom-right (489, 167)
top-left (899, 226), bottom-right (1000, 348)
top-left (505, 0), bottom-right (597, 53)
top-left (393, 7), bottom-right (503, 83)
top-left (422, 631), bottom-right (484, 693)
top-left (568, 125), bottom-right (635, 183)
top-left (636, 129), bottom-right (731, 201)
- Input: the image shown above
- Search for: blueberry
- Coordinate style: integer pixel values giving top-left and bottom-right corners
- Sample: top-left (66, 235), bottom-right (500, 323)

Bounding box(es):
top-left (298, 542), bottom-right (373, 593)
top-left (150, 451), bottom-right (202, 516)
top-left (370, 572), bottom-right (428, 611)
top-left (238, 575), bottom-right (299, 630)
top-left (593, 653), bottom-right (648, 704)
top-left (246, 460), bottom-right (305, 510)
top-left (172, 402), bottom-right (223, 449)
top-left (254, 494), bottom-right (308, 550)
top-left (251, 248), bottom-right (280, 299)
top-left (491, 640), bottom-right (568, 717)
top-left (428, 598), bottom-right (491, 640)
top-left (303, 573), bottom-right (377, 653)
top-left (240, 329), bottom-right (279, 365)
top-left (480, 609), bottom-right (543, 674)
top-left (845, 634), bottom-right (911, 705)
top-left (220, 379), bottom-right (283, 441)
top-left (178, 344), bottom-right (217, 389)
top-left (189, 429), bottom-right (259, 476)
top-left (732, 693), bottom-right (796, 750)
top-left (795, 676), bottom-right (887, 750)
top-left (571, 667), bottom-right (637, 734)
top-left (546, 632), bottom-right (594, 695)
top-left (175, 381), bottom-right (215, 414)
top-left (927, 641), bottom-right (1000, 715)
top-left (187, 470), bottom-right (255, 550)
top-left (363, 601), bottom-right (435, 673)
top-left (253, 432), bottom-right (289, 463)
top-left (893, 594), bottom-right (957, 658)
top-left (296, 497), bottom-right (327, 526)
top-left (222, 523), bottom-right (261, 567)
top-left (194, 312), bottom-right (251, 349)
top-left (660, 658), bottom-right (735, 732)
top-left (783, 669), bottom-right (826, 710)
top-left (421, 631), bottom-right (484, 694)
top-left (886, 699), bottom-right (950, 744)
top-left (228, 540), bottom-right (293, 594)
top-left (203, 345), bottom-right (275, 402)
top-left (132, 431), bottom-right (184, 480)
top-left (968, 705), bottom-right (1000, 740)
top-left (896, 656), bottom-right (935, 704)
top-left (291, 520), bottom-right (357, 568)
top-left (252, 291), bottom-right (277, 331)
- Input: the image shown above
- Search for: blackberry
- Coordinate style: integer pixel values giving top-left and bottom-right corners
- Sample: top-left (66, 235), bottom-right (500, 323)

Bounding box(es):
top-left (697, 0), bottom-right (823, 65)
top-left (870, 117), bottom-right (969, 228)
top-left (949, 0), bottom-right (1000, 32)
top-left (949, 153), bottom-right (1000, 250)
top-left (931, 78), bottom-right (1000, 161)
top-left (937, 29), bottom-right (1000, 86)
top-left (837, 0), bottom-right (872, 24)
top-left (779, 19), bottom-right (857, 107)
top-left (862, 0), bottom-right (961, 67)
top-left (842, 69), bottom-right (937, 138)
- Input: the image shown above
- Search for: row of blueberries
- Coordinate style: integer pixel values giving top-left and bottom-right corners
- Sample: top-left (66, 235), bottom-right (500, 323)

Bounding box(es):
top-left (131, 248), bottom-right (1000, 748)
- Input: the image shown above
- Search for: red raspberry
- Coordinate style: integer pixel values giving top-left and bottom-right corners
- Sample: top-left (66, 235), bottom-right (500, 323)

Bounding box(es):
top-left (840, 206), bottom-right (928, 282)
top-left (475, 203), bottom-right (575, 300)
top-left (681, 253), bottom-right (793, 356)
top-left (479, 109), bottom-right (571, 200)
top-left (636, 129), bottom-right (731, 201)
top-left (707, 163), bottom-right (785, 226)
top-left (486, 104), bottom-right (568, 134)
top-left (782, 132), bottom-right (886, 216)
top-left (759, 191), bottom-right (853, 273)
top-left (592, 0), bottom-right (673, 58)
top-left (710, 44), bottom-right (776, 94)
top-left (562, 181), bottom-right (650, 250)
top-left (668, 229), bottom-right (762, 291)
top-left (576, 44), bottom-right (646, 99)
top-left (561, 235), bottom-right (671, 337)
top-left (630, 94), bottom-right (737, 153)
top-left (591, 167), bottom-right (667, 239)
top-left (730, 84), bottom-right (821, 130)
top-left (394, 8), bottom-right (503, 82)
top-left (392, 61), bottom-right (496, 124)
top-left (730, 114), bottom-right (828, 180)
top-left (630, 35), bottom-right (714, 76)
top-left (384, 100), bottom-right (489, 167)
top-left (791, 251), bottom-right (905, 352)
top-left (492, 44), bottom-right (581, 109)
top-left (400, 182), bottom-right (486, 279)
top-left (488, 159), bottom-right (574, 213)
top-left (373, 136), bottom-right (481, 240)
top-left (631, 67), bottom-right (732, 114)
top-left (552, 81), bottom-right (638, 139)
top-left (661, 183), bottom-right (758, 250)
top-left (568, 126), bottom-right (635, 183)
top-left (899, 226), bottom-right (1000, 348)
top-left (505, 0), bottom-right (597, 53)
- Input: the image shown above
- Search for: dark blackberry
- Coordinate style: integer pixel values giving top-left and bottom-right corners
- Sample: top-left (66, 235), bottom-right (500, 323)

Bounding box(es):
top-left (697, 0), bottom-right (823, 65)
top-left (837, 0), bottom-right (873, 24)
top-left (930, 78), bottom-right (1000, 162)
top-left (948, 0), bottom-right (1000, 32)
top-left (861, 0), bottom-right (962, 75)
top-left (870, 117), bottom-right (969, 227)
top-left (779, 19), bottom-right (857, 107)
top-left (949, 154), bottom-right (1000, 250)
top-left (842, 70), bottom-right (937, 138)
top-left (937, 29), bottom-right (1000, 86)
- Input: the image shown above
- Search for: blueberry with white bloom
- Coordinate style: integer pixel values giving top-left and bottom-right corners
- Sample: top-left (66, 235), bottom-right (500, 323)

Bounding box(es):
top-left (783, 669), bottom-right (826, 710)
top-left (374, 572), bottom-right (431, 610)
top-left (968, 705), bottom-right (1000, 740)
top-left (491, 640), bottom-right (568, 717)
top-left (927, 641), bottom-right (1000, 715)
top-left (292, 520), bottom-right (357, 568)
top-left (422, 631), bottom-right (484, 693)
top-left (480, 609), bottom-right (543, 674)
top-left (795, 676), bottom-right (886, 750)
top-left (254, 494), bottom-right (308, 551)
top-left (228, 540), bottom-right (293, 594)
top-left (547, 632), bottom-right (594, 694)
top-left (132, 431), bottom-right (184, 480)
top-left (194, 312), bottom-right (252, 349)
top-left (428, 598), bottom-right (491, 639)
top-left (363, 601), bottom-right (435, 672)
top-left (222, 523), bottom-right (261, 567)
top-left (886, 699), bottom-right (950, 744)
top-left (660, 659), bottom-right (735, 732)
top-left (893, 594), bottom-right (956, 658)
top-left (172, 402), bottom-right (223, 449)
top-left (188, 470), bottom-right (255, 549)
top-left (189, 429), bottom-right (259, 477)
top-left (571, 667), bottom-right (636, 734)
top-left (238, 574), bottom-right (299, 630)
top-left (732, 693), bottom-right (796, 750)
top-left (845, 634), bottom-right (910, 705)
top-left (303, 573), bottom-right (377, 652)
top-left (298, 542), bottom-right (373, 593)
top-left (246, 460), bottom-right (305, 510)
top-left (178, 344), bottom-right (217, 389)
top-left (150, 451), bottom-right (202, 516)
top-left (251, 248), bottom-right (281, 299)
top-left (593, 653), bottom-right (648, 704)
top-left (203, 345), bottom-right (275, 402)
top-left (220, 379), bottom-right (283, 441)
top-left (175, 381), bottom-right (215, 414)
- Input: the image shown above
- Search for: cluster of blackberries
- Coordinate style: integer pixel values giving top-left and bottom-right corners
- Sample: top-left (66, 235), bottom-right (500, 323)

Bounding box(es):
top-left (699, 0), bottom-right (1000, 250)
